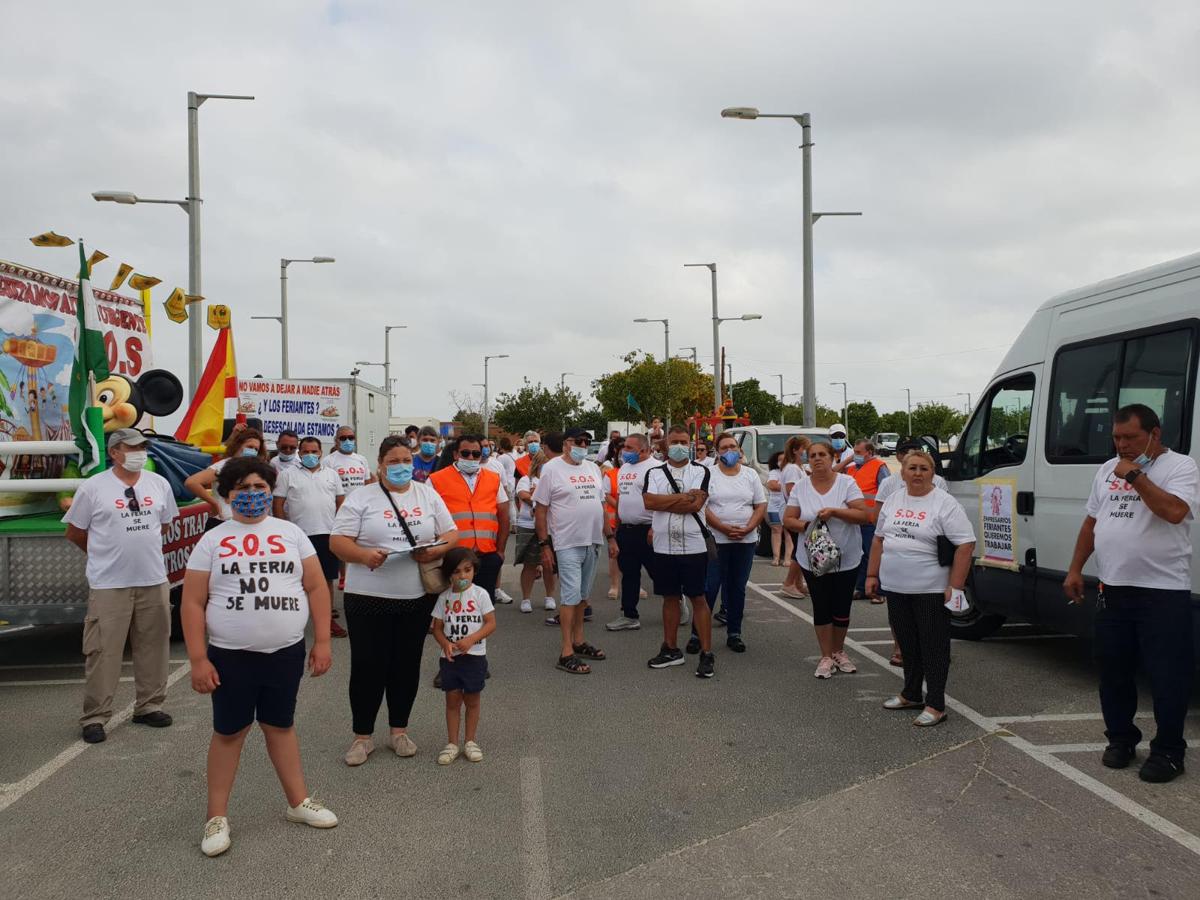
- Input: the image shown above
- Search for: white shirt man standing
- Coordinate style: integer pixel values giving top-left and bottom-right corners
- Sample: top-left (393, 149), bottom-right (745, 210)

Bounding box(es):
top-left (322, 425), bottom-right (373, 495)
top-left (606, 433), bottom-right (658, 632)
top-left (829, 424), bottom-right (855, 473)
top-left (63, 429), bottom-right (180, 744)
top-left (1065, 404), bottom-right (1200, 784)
top-left (271, 429), bottom-right (301, 473)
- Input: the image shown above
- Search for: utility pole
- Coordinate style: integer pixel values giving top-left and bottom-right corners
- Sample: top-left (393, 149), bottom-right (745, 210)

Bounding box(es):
top-left (905, 387), bottom-right (913, 436)
top-left (830, 381), bottom-right (848, 436)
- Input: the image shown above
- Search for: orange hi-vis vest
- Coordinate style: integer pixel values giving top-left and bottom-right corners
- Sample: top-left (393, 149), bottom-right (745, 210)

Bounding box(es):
top-left (850, 457), bottom-right (887, 507)
top-left (430, 466), bottom-right (501, 552)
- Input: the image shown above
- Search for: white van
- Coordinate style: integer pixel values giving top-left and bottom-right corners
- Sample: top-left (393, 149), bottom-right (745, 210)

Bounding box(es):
top-left (721, 424), bottom-right (831, 483)
top-left (943, 251), bottom-right (1200, 640)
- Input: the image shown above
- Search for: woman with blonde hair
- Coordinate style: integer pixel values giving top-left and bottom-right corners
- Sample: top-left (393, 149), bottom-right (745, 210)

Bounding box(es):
top-left (779, 435), bottom-right (813, 598)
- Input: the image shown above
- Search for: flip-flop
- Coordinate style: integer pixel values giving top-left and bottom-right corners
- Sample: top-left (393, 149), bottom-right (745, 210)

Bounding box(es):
top-left (914, 710), bottom-right (948, 727)
top-left (870, 596), bottom-right (886, 605)
top-left (882, 696), bottom-right (923, 710)
top-left (889, 653), bottom-right (904, 668)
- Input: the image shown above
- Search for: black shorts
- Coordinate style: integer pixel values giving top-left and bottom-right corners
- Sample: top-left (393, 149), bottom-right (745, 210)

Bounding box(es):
top-left (308, 533), bottom-right (340, 582)
top-left (438, 654), bottom-right (488, 693)
top-left (207, 640), bottom-right (305, 735)
top-left (652, 552), bottom-right (709, 599)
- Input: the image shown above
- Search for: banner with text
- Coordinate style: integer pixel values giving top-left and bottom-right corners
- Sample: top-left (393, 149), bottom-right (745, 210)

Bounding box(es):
top-left (978, 477), bottom-right (1019, 570)
top-left (236, 378), bottom-right (348, 446)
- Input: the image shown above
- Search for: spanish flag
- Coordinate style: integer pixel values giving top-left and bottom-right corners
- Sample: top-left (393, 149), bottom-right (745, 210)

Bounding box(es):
top-left (175, 327), bottom-right (237, 447)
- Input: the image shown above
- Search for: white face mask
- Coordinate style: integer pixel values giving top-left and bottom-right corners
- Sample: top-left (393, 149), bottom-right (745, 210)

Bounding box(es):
top-left (121, 451), bottom-right (148, 472)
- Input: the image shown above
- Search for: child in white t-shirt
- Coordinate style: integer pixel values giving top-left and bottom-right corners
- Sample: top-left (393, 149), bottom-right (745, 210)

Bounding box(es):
top-left (431, 547), bottom-right (496, 765)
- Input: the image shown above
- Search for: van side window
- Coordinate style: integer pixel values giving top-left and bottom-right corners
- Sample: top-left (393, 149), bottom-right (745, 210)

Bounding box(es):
top-left (1047, 325), bottom-right (1195, 463)
top-left (954, 374), bottom-right (1035, 480)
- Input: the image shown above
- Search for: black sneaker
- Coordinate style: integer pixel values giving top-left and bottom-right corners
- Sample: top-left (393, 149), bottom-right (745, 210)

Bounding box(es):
top-left (713, 609), bottom-right (727, 628)
top-left (132, 711), bottom-right (173, 728)
top-left (685, 636), bottom-right (702, 655)
top-left (726, 635), bottom-right (746, 653)
top-left (648, 644), bottom-right (685, 669)
top-left (1139, 753), bottom-right (1184, 783)
top-left (81, 723), bottom-right (106, 744)
top-left (1101, 743), bottom-right (1136, 769)
top-left (696, 651), bottom-right (715, 679)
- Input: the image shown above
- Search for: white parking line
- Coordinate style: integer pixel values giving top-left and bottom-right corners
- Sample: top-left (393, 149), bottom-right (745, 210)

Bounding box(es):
top-left (746, 581), bottom-right (1200, 858)
top-left (0, 660), bottom-right (189, 671)
top-left (996, 712), bottom-right (1198, 724)
top-left (1036, 743), bottom-right (1110, 754)
top-left (519, 756), bottom-right (551, 900)
top-left (0, 677), bottom-right (134, 687)
top-left (0, 661), bottom-right (192, 814)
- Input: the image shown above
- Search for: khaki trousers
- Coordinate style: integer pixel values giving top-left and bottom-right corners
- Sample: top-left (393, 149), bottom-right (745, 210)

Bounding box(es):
top-left (80, 583), bottom-right (171, 726)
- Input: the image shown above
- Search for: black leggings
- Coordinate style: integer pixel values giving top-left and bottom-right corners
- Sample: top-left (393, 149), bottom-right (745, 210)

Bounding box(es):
top-left (886, 591), bottom-right (951, 712)
top-left (802, 568), bottom-right (857, 628)
top-left (344, 592), bottom-right (436, 734)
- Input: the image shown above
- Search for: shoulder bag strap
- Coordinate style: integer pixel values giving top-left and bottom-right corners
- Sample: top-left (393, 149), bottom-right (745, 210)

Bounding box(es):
top-left (379, 481), bottom-right (420, 548)
top-left (659, 464), bottom-right (713, 540)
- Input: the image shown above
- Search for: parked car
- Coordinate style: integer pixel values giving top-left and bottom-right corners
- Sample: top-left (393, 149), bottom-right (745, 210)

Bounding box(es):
top-left (871, 432), bottom-right (900, 456)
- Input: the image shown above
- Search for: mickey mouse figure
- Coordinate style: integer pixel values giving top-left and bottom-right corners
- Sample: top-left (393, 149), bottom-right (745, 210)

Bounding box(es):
top-left (94, 369), bottom-right (184, 432)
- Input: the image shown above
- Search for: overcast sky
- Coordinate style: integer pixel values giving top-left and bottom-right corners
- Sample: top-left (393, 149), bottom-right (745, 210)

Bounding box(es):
top-left (5, 1), bottom-right (1200, 432)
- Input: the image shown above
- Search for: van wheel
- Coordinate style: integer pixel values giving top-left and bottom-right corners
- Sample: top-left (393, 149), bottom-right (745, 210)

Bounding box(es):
top-left (949, 582), bottom-right (1005, 640)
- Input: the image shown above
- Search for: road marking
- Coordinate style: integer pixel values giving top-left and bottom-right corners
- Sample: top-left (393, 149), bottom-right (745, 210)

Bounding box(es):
top-left (1035, 743), bottom-right (1110, 754)
top-left (854, 640), bottom-right (898, 646)
top-left (994, 712), bottom-right (1199, 723)
top-left (848, 627), bottom-right (894, 633)
top-left (746, 581), bottom-right (1200, 858)
top-left (0, 625), bottom-right (36, 636)
top-left (0, 660), bottom-right (189, 671)
top-left (0, 661), bottom-right (191, 814)
top-left (519, 756), bottom-right (551, 900)
top-left (981, 634), bottom-right (1072, 641)
top-left (0, 677), bottom-right (135, 687)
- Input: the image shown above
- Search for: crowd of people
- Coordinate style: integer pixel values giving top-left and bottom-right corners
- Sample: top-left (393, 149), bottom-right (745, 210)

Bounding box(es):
top-left (58, 403), bottom-right (1198, 857)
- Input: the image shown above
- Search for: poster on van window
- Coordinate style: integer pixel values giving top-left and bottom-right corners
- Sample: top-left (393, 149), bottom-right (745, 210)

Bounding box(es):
top-left (978, 478), bottom-right (1019, 570)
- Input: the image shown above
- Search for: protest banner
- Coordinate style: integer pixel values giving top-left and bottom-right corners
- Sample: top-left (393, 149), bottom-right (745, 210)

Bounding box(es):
top-left (236, 378), bottom-right (348, 446)
top-left (978, 477), bottom-right (1019, 570)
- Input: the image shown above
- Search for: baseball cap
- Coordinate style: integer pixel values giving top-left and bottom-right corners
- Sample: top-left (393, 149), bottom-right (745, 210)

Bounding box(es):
top-left (828, 423), bottom-right (847, 436)
top-left (107, 428), bottom-right (148, 449)
top-left (564, 427), bottom-right (592, 441)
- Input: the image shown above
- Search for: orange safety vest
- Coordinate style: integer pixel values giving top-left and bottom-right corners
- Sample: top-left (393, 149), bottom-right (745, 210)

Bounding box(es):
top-left (515, 455), bottom-right (532, 479)
top-left (604, 466), bottom-right (619, 531)
top-left (430, 466), bottom-right (501, 552)
top-left (849, 457), bottom-right (887, 507)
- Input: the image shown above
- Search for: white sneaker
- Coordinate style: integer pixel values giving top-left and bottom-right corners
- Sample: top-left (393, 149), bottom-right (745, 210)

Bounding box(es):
top-left (814, 657), bottom-right (836, 679)
top-left (495, 588), bottom-right (514, 604)
top-left (606, 616), bottom-right (641, 631)
top-left (463, 740), bottom-right (484, 762)
top-left (286, 797), bottom-right (338, 828)
top-left (543, 597), bottom-right (557, 611)
top-left (639, 588), bottom-right (648, 599)
top-left (679, 596), bottom-right (692, 626)
top-left (438, 743), bottom-right (461, 765)
top-left (201, 816), bottom-right (231, 857)
top-left (520, 599), bottom-right (533, 614)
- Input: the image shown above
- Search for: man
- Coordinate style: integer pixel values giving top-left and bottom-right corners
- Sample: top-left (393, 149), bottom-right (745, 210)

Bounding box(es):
top-left (596, 429), bottom-right (622, 464)
top-left (829, 424), bottom-right (855, 473)
top-left (607, 433), bottom-right (659, 632)
top-left (322, 425), bottom-right (373, 494)
top-left (271, 429), bottom-right (301, 473)
top-left (63, 429), bottom-right (180, 743)
top-left (1065, 404), bottom-right (1199, 784)
top-left (846, 439), bottom-right (890, 598)
top-left (404, 424), bottom-right (420, 448)
top-left (533, 427), bottom-right (614, 674)
top-left (273, 436), bottom-right (345, 626)
top-left (412, 425), bottom-right (441, 483)
top-left (694, 440), bottom-right (715, 468)
top-left (431, 435), bottom-right (510, 601)
top-left (643, 425), bottom-right (715, 678)
top-left (515, 430), bottom-right (541, 480)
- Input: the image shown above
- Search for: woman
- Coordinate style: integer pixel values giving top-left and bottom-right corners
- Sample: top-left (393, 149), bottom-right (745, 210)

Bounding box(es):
top-left (694, 440), bottom-right (714, 467)
top-left (514, 452), bottom-right (558, 613)
top-left (181, 457), bottom-right (336, 858)
top-left (704, 433), bottom-right (767, 652)
top-left (783, 441), bottom-right (871, 678)
top-left (779, 435), bottom-right (813, 598)
top-left (865, 449), bottom-right (975, 726)
top-left (766, 450), bottom-right (792, 566)
top-left (601, 438), bottom-right (623, 600)
top-left (330, 436), bottom-right (458, 765)
top-left (184, 426), bottom-right (267, 530)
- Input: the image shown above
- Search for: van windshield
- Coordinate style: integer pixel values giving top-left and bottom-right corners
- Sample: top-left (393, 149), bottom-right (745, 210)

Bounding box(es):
top-left (755, 432), bottom-right (831, 464)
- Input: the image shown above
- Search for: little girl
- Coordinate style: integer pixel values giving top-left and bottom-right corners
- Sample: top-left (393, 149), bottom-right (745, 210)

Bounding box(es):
top-left (431, 547), bottom-right (496, 764)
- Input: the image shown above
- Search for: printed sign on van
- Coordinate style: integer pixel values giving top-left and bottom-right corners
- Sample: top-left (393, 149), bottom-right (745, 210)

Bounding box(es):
top-left (978, 478), bottom-right (1018, 570)
top-left (236, 378), bottom-right (348, 447)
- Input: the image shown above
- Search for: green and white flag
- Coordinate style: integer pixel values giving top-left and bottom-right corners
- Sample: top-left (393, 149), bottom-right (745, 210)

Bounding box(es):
top-left (68, 242), bottom-right (110, 472)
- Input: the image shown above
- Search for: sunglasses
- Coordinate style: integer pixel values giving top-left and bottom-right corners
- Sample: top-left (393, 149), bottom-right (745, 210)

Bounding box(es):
top-left (458, 450), bottom-right (482, 459)
top-left (124, 487), bottom-right (140, 513)
top-left (569, 438), bottom-right (589, 446)
top-left (339, 434), bottom-right (356, 441)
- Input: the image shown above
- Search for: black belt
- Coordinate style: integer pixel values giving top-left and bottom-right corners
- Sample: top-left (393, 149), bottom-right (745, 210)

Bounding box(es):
top-left (618, 522), bottom-right (651, 529)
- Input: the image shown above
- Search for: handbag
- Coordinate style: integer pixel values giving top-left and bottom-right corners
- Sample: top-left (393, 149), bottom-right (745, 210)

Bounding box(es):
top-left (804, 520), bottom-right (842, 577)
top-left (936, 535), bottom-right (956, 567)
top-left (659, 464), bottom-right (718, 560)
top-left (379, 482), bottom-right (448, 595)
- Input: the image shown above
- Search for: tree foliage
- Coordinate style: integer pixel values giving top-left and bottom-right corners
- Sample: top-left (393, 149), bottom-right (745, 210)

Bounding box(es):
top-left (910, 402), bottom-right (967, 440)
top-left (593, 352), bottom-right (714, 424)
top-left (845, 401), bottom-right (879, 439)
top-left (448, 390), bottom-right (484, 435)
top-left (493, 380), bottom-right (583, 435)
top-left (728, 379), bottom-right (783, 425)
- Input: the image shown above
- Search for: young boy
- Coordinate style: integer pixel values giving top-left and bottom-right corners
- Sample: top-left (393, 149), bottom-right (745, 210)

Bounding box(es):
top-left (431, 548), bottom-right (496, 764)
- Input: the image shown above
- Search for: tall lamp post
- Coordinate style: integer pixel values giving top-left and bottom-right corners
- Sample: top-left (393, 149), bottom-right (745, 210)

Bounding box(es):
top-left (93, 90), bottom-right (254, 396)
top-left (956, 391), bottom-right (972, 414)
top-left (905, 387), bottom-right (913, 436)
top-left (684, 262), bottom-right (762, 420)
top-left (251, 256), bottom-right (335, 378)
top-left (383, 325), bottom-right (407, 419)
top-left (781, 392), bottom-right (800, 425)
top-left (677, 346), bottom-right (698, 366)
top-left (560, 372), bottom-right (578, 430)
top-left (634, 317), bottom-right (670, 426)
top-left (482, 354), bottom-right (509, 438)
top-left (720, 106), bottom-right (861, 427)
top-left (830, 381), bottom-right (848, 436)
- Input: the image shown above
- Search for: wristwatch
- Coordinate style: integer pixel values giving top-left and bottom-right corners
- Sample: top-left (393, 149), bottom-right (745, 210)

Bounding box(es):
top-left (537, 538), bottom-right (552, 548)
top-left (1127, 468), bottom-right (1144, 483)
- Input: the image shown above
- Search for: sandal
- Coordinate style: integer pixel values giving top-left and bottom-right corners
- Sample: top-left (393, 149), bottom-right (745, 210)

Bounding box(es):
top-left (914, 710), bottom-right (948, 727)
top-left (556, 654), bottom-right (591, 674)
top-left (889, 652), bottom-right (904, 668)
top-left (573, 642), bottom-right (606, 660)
top-left (882, 695), bottom-right (923, 710)
top-left (870, 595), bottom-right (886, 605)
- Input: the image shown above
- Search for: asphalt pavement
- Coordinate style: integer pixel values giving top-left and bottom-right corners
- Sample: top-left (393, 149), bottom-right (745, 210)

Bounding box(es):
top-left (2, 558), bottom-right (1200, 900)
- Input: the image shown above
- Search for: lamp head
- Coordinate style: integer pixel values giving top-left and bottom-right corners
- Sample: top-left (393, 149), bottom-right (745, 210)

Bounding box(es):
top-left (93, 191), bottom-right (138, 204)
top-left (740, 313), bottom-right (763, 321)
top-left (720, 107), bottom-right (760, 120)
top-left (311, 256), bottom-right (335, 263)
top-left (633, 318), bottom-right (650, 323)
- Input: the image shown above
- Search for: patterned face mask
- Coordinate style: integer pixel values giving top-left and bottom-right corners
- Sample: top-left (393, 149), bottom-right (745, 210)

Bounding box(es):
top-left (231, 489), bottom-right (271, 517)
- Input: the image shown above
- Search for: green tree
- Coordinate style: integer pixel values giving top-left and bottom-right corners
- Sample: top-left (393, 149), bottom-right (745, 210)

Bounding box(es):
top-left (779, 402), bottom-right (840, 427)
top-left (910, 402), bottom-right (967, 440)
top-left (877, 410), bottom-right (910, 436)
top-left (729, 379), bottom-right (782, 425)
top-left (493, 379), bottom-right (583, 434)
top-left (593, 352), bottom-right (714, 424)
top-left (845, 401), bottom-right (879, 439)
top-left (572, 407), bottom-right (608, 437)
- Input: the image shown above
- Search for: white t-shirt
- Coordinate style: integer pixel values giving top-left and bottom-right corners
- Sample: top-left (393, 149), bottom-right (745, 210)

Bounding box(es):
top-left (271, 454), bottom-right (301, 473)
top-left (208, 457), bottom-right (234, 520)
top-left (530, 456), bottom-right (606, 550)
top-left (875, 472), bottom-right (947, 507)
top-left (782, 463), bottom-right (808, 495)
top-left (643, 462), bottom-right (711, 555)
top-left (498, 453), bottom-right (517, 494)
top-left (322, 450), bottom-right (371, 494)
top-left (274, 464), bottom-right (345, 535)
top-left (1086, 450), bottom-right (1200, 590)
top-left (186, 517), bottom-right (316, 653)
top-left (63, 468), bottom-right (179, 589)
top-left (706, 465), bottom-right (767, 544)
top-left (332, 481), bottom-right (455, 599)
top-left (696, 456), bottom-right (716, 469)
top-left (786, 474), bottom-right (865, 573)
top-left (432, 583), bottom-right (495, 657)
top-left (767, 468), bottom-right (786, 514)
top-left (617, 457), bottom-right (658, 526)
top-left (515, 474), bottom-right (538, 529)
top-left (876, 488), bottom-right (976, 593)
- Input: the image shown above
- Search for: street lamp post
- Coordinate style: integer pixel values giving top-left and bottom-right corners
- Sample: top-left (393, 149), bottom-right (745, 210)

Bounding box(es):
top-left (780, 392), bottom-right (800, 425)
top-left (383, 325), bottom-right (407, 420)
top-left (721, 106), bottom-right (861, 427)
top-left (684, 262), bottom-right (762, 422)
top-left (482, 354), bottom-right (509, 438)
top-left (634, 317), bottom-right (670, 426)
top-left (560, 372), bottom-right (577, 430)
top-left (830, 381), bottom-right (848, 436)
top-left (677, 346), bottom-right (698, 366)
top-left (252, 256), bottom-right (335, 379)
top-left (956, 391), bottom-right (972, 414)
top-left (905, 388), bottom-right (913, 436)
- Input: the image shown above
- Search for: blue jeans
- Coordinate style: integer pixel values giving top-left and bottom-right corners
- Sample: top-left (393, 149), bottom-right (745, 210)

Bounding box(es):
top-left (556, 544), bottom-right (601, 607)
top-left (703, 542), bottom-right (757, 637)
top-left (855, 522), bottom-right (876, 593)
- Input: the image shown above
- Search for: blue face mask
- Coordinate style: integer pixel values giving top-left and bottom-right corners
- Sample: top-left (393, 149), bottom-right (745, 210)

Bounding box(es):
top-left (241, 447), bottom-right (259, 458)
top-left (386, 463), bottom-right (413, 486)
top-left (1133, 435), bottom-right (1154, 467)
top-left (800, 451), bottom-right (809, 464)
top-left (667, 445), bottom-right (690, 463)
top-left (456, 459), bottom-right (480, 475)
top-left (569, 446), bottom-right (588, 463)
top-left (278, 451), bottom-right (296, 462)
top-left (339, 439), bottom-right (356, 453)
top-left (482, 447), bottom-right (492, 458)
top-left (300, 453), bottom-right (320, 469)
top-left (420, 441), bottom-right (437, 457)
top-left (453, 577), bottom-right (472, 592)
top-left (527, 442), bottom-right (541, 455)
top-left (231, 489), bottom-right (271, 517)
top-left (621, 450), bottom-right (640, 465)
top-left (853, 454), bottom-right (865, 467)
top-left (831, 438), bottom-right (846, 451)
top-left (720, 450), bottom-right (740, 467)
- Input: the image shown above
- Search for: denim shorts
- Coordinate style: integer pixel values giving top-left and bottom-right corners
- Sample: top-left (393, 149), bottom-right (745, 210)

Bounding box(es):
top-left (555, 543), bottom-right (601, 606)
top-left (767, 511), bottom-right (783, 526)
